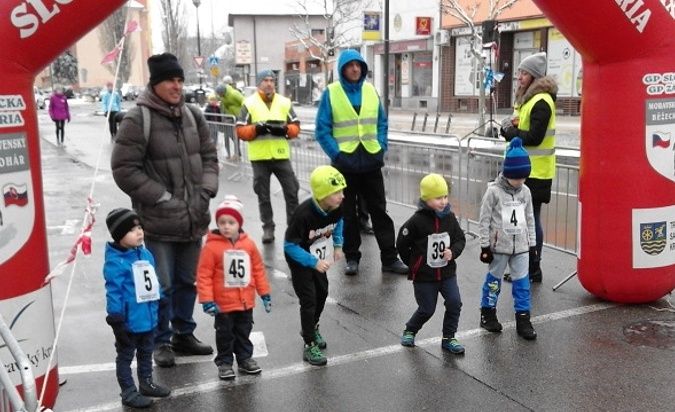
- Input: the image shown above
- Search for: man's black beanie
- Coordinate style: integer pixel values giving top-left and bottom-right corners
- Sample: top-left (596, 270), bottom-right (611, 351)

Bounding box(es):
top-left (148, 53), bottom-right (185, 86)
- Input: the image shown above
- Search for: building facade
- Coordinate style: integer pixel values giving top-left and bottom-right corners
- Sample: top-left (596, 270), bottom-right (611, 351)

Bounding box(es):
top-left (228, 13), bottom-right (326, 96)
top-left (439, 0), bottom-right (582, 115)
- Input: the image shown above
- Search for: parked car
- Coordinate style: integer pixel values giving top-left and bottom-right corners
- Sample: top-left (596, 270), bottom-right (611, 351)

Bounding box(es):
top-left (121, 84), bottom-right (142, 101)
top-left (80, 87), bottom-right (102, 102)
top-left (183, 86), bottom-right (213, 105)
top-left (34, 87), bottom-right (45, 109)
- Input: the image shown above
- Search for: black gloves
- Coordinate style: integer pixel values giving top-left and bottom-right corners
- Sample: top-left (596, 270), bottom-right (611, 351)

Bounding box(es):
top-left (255, 122), bottom-right (268, 136)
top-left (529, 246), bottom-right (538, 263)
top-left (480, 247), bottom-right (494, 264)
top-left (267, 123), bottom-right (288, 137)
top-left (255, 122), bottom-right (287, 137)
top-left (106, 315), bottom-right (131, 346)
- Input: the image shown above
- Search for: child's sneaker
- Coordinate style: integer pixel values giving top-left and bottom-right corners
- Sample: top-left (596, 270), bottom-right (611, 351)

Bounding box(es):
top-left (139, 379), bottom-right (171, 397)
top-left (218, 363), bottom-right (236, 380)
top-left (313, 325), bottom-right (327, 349)
top-left (238, 358), bottom-right (262, 375)
top-left (400, 330), bottom-right (416, 347)
top-left (121, 387), bottom-right (153, 408)
top-left (441, 337), bottom-right (465, 354)
top-left (303, 342), bottom-right (327, 366)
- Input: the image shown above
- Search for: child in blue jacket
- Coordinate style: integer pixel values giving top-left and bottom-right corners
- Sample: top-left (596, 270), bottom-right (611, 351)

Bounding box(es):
top-left (104, 208), bottom-right (171, 408)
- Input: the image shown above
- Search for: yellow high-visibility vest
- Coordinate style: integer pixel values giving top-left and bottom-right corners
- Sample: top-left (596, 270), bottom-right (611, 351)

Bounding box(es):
top-left (515, 93), bottom-right (556, 179)
top-left (244, 93), bottom-right (292, 161)
top-left (328, 82), bottom-right (381, 154)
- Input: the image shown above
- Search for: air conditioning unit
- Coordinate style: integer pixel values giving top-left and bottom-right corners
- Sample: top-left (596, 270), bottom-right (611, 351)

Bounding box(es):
top-left (435, 29), bottom-right (450, 46)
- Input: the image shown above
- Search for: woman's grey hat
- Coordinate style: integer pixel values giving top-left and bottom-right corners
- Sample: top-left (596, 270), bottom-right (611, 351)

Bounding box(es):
top-left (518, 52), bottom-right (547, 79)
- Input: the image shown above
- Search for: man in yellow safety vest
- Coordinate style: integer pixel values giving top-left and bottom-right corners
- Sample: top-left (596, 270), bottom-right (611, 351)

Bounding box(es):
top-left (315, 49), bottom-right (408, 276)
top-left (236, 70), bottom-right (301, 244)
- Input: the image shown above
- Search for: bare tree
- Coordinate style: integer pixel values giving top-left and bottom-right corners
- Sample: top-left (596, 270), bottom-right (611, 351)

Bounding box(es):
top-left (51, 51), bottom-right (79, 87)
top-left (290, 0), bottom-right (363, 84)
top-left (98, 8), bottom-right (134, 87)
top-left (441, 0), bottom-right (519, 135)
top-left (158, 0), bottom-right (188, 65)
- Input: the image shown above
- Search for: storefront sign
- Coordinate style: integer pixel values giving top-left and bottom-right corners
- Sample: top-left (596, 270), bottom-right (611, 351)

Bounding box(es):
top-left (454, 36), bottom-right (477, 96)
top-left (416, 17), bottom-right (432, 36)
top-left (547, 28), bottom-right (582, 97)
top-left (235, 40), bottom-right (252, 65)
top-left (363, 11), bottom-right (381, 41)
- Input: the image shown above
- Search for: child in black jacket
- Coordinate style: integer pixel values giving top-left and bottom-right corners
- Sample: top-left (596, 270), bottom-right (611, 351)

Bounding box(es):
top-left (396, 173), bottom-right (466, 354)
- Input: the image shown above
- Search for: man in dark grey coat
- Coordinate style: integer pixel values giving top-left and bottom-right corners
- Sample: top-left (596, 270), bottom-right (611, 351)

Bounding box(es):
top-left (111, 53), bottom-right (219, 367)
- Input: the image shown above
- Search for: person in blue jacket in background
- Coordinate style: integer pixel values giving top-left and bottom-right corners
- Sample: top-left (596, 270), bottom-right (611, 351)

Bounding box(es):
top-left (314, 49), bottom-right (407, 277)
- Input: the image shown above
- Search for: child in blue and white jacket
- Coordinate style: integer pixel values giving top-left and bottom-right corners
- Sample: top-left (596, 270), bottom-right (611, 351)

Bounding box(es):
top-left (104, 208), bottom-right (170, 409)
top-left (478, 137), bottom-right (537, 340)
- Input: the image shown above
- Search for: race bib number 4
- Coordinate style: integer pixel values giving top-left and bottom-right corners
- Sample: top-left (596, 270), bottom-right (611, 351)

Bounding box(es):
top-left (426, 232), bottom-right (450, 268)
top-left (501, 200), bottom-right (526, 235)
top-left (132, 260), bottom-right (160, 303)
top-left (224, 250), bottom-right (251, 288)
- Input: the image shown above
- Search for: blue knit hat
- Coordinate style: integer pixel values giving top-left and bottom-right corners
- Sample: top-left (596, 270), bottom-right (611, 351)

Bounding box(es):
top-left (256, 69), bottom-right (275, 85)
top-left (503, 137), bottom-right (531, 179)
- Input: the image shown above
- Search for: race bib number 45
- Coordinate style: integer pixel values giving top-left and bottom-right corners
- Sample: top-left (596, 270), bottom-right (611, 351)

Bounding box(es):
top-left (132, 260), bottom-right (160, 303)
top-left (223, 250), bottom-right (251, 288)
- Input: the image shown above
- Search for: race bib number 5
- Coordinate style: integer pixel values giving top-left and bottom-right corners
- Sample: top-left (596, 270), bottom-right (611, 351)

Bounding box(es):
top-left (132, 260), bottom-right (160, 303)
top-left (426, 233), bottom-right (450, 268)
top-left (223, 250), bottom-right (251, 287)
top-left (501, 200), bottom-right (526, 235)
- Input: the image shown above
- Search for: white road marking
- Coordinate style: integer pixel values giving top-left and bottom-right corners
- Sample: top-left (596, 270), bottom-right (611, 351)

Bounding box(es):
top-left (64, 302), bottom-right (615, 412)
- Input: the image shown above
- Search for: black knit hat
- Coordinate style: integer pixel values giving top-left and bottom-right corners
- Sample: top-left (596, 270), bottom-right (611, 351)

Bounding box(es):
top-left (106, 208), bottom-right (141, 243)
top-left (148, 53), bottom-right (184, 86)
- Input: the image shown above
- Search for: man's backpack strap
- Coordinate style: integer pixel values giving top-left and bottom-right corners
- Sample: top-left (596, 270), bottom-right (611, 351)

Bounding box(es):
top-left (139, 104), bottom-right (199, 144)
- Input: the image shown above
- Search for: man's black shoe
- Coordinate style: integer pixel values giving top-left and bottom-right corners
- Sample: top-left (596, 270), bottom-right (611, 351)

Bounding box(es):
top-left (382, 259), bottom-right (408, 275)
top-left (170, 333), bottom-right (213, 356)
top-left (345, 260), bottom-right (358, 276)
top-left (238, 358), bottom-right (262, 375)
top-left (153, 344), bottom-right (175, 368)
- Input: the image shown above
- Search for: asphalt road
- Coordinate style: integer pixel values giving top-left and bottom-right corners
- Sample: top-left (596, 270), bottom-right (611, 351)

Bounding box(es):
top-left (33, 101), bottom-right (673, 412)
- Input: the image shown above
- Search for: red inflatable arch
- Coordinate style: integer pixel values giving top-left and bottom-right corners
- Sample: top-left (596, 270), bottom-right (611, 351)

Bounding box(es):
top-left (533, 0), bottom-right (675, 302)
top-left (0, 1), bottom-right (125, 407)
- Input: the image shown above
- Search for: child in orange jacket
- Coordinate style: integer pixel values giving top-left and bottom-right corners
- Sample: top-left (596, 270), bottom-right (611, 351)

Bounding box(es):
top-left (197, 195), bottom-right (271, 380)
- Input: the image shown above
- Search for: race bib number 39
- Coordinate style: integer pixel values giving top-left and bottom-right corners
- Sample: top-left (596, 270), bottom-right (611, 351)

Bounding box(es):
top-left (426, 233), bottom-right (450, 268)
top-left (501, 200), bottom-right (526, 235)
top-left (224, 250), bottom-right (251, 288)
top-left (132, 260), bottom-right (160, 303)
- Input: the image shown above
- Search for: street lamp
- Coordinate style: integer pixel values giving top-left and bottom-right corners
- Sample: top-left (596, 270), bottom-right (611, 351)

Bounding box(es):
top-left (192, 0), bottom-right (203, 97)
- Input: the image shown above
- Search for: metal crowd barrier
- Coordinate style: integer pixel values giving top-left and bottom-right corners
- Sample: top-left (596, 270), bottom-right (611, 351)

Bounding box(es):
top-left (209, 121), bottom-right (579, 256)
top-left (204, 113), bottom-right (242, 181)
top-left (0, 314), bottom-right (37, 412)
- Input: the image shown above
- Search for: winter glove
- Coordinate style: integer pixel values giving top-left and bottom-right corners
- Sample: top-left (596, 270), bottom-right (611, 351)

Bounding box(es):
top-left (266, 123), bottom-right (288, 137)
top-left (479, 247), bottom-right (494, 264)
top-left (255, 122), bottom-right (269, 136)
top-left (261, 294), bottom-right (272, 313)
top-left (106, 314), bottom-right (131, 346)
top-left (500, 125), bottom-right (518, 141)
top-left (529, 246), bottom-right (538, 263)
top-left (202, 301), bottom-right (219, 316)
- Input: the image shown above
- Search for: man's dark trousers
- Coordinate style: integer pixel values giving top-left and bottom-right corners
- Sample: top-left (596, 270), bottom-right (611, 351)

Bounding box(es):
top-left (341, 168), bottom-right (398, 264)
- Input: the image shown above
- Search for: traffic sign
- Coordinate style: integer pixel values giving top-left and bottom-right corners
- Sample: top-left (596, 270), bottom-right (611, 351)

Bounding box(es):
top-left (208, 55), bottom-right (220, 66)
top-left (193, 56), bottom-right (205, 68)
top-left (210, 66), bottom-right (220, 77)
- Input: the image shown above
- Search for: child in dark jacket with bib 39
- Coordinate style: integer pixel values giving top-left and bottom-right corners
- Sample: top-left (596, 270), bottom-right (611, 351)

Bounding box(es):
top-left (478, 137), bottom-right (537, 340)
top-left (284, 165), bottom-right (346, 366)
top-left (196, 195), bottom-right (271, 380)
top-left (104, 208), bottom-right (171, 409)
top-left (396, 174), bottom-right (467, 354)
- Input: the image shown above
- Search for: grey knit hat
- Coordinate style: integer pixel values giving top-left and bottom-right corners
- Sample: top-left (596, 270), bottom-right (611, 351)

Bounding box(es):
top-left (518, 52), bottom-right (547, 79)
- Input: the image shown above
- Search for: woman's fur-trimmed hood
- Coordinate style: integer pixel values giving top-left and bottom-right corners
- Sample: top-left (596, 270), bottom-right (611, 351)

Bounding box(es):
top-left (516, 75), bottom-right (558, 106)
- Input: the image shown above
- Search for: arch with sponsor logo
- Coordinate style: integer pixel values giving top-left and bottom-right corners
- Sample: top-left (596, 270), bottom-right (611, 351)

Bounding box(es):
top-left (0, 0), bottom-right (127, 407)
top-left (533, 0), bottom-right (675, 302)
